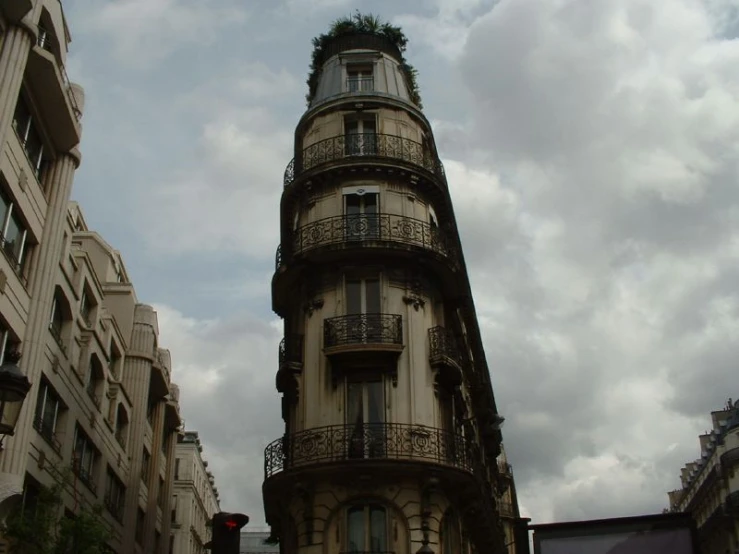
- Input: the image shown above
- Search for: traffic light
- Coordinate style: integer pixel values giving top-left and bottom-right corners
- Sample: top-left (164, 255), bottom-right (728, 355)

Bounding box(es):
top-left (206, 512), bottom-right (249, 554)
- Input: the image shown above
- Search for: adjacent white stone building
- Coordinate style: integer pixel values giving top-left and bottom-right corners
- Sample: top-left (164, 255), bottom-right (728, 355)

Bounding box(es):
top-left (171, 430), bottom-right (220, 554)
top-left (668, 399), bottom-right (739, 554)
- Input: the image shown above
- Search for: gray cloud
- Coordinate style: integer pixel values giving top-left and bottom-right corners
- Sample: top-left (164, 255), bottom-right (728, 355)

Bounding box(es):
top-left (62, 0), bottom-right (739, 530)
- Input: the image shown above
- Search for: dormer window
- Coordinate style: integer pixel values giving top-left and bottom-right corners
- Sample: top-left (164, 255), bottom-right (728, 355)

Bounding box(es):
top-left (347, 64), bottom-right (374, 93)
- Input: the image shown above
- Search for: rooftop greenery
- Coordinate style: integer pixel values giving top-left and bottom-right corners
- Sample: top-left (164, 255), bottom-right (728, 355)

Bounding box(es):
top-left (306, 11), bottom-right (422, 107)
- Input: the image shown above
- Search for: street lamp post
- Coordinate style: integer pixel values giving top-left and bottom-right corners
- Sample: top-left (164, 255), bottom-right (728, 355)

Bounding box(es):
top-left (0, 349), bottom-right (31, 448)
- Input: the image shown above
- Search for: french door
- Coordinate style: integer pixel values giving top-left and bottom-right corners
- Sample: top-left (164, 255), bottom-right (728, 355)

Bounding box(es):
top-left (345, 192), bottom-right (379, 241)
top-left (345, 118), bottom-right (377, 156)
top-left (346, 277), bottom-right (381, 343)
top-left (347, 380), bottom-right (385, 458)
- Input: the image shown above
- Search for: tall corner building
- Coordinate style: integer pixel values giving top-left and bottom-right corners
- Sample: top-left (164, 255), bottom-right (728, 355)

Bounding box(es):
top-left (263, 26), bottom-right (521, 554)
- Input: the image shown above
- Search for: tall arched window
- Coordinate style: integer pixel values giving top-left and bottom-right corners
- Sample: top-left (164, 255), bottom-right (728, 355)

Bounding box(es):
top-left (347, 503), bottom-right (387, 552)
top-left (441, 510), bottom-right (461, 554)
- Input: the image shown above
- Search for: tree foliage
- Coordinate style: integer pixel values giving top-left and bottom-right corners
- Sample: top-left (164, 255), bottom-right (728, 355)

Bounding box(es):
top-left (1, 471), bottom-right (112, 554)
top-left (306, 11), bottom-right (422, 107)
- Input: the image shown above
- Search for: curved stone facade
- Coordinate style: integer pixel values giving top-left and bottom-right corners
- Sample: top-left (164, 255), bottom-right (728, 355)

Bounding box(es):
top-left (265, 29), bottom-right (518, 554)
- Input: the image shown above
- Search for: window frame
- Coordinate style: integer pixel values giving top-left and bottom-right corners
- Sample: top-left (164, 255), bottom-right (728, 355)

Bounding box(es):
top-left (346, 503), bottom-right (389, 553)
top-left (346, 63), bottom-right (375, 93)
top-left (72, 423), bottom-right (98, 491)
top-left (0, 187), bottom-right (30, 274)
top-left (12, 94), bottom-right (49, 180)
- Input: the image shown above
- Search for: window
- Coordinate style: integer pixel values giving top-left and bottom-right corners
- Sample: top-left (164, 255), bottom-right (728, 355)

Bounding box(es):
top-left (171, 495), bottom-right (178, 523)
top-left (135, 507), bottom-right (145, 544)
top-left (174, 458), bottom-right (180, 480)
top-left (110, 343), bottom-right (122, 380)
top-left (347, 504), bottom-right (387, 553)
top-left (86, 355), bottom-right (104, 407)
top-left (345, 117), bottom-right (377, 156)
top-left (104, 467), bottom-right (125, 521)
top-left (429, 206), bottom-right (438, 229)
top-left (49, 290), bottom-right (70, 353)
top-left (346, 277), bottom-right (381, 315)
top-left (115, 404), bottom-right (129, 449)
top-left (345, 191), bottom-right (379, 240)
top-left (20, 476), bottom-right (42, 520)
top-left (158, 476), bottom-right (165, 507)
top-left (0, 188), bottom-right (30, 273)
top-left (73, 424), bottom-right (98, 493)
top-left (347, 380), bottom-right (385, 459)
top-left (441, 512), bottom-right (462, 554)
top-left (33, 380), bottom-right (62, 452)
top-left (79, 287), bottom-right (94, 327)
top-left (347, 64), bottom-right (374, 93)
top-left (0, 321), bottom-right (19, 365)
top-left (13, 95), bottom-right (48, 180)
top-left (141, 448), bottom-right (151, 482)
top-left (344, 276), bottom-right (383, 344)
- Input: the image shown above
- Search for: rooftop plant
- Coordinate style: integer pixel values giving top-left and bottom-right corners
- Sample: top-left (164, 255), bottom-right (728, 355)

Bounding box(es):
top-left (306, 11), bottom-right (422, 107)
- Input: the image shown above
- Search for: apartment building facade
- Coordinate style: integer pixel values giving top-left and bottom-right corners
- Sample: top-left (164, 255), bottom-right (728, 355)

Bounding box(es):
top-left (171, 430), bottom-right (220, 554)
top-left (263, 21), bottom-right (521, 554)
top-left (668, 399), bottom-right (739, 554)
top-left (14, 202), bottom-right (182, 553)
top-left (0, 0), bottom-right (84, 510)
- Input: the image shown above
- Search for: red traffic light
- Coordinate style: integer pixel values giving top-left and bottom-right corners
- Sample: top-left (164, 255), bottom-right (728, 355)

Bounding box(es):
top-left (214, 512), bottom-right (249, 532)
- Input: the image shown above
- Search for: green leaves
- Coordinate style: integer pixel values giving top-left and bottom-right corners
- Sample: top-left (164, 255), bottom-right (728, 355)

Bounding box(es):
top-left (305, 12), bottom-right (422, 107)
top-left (1, 469), bottom-right (112, 554)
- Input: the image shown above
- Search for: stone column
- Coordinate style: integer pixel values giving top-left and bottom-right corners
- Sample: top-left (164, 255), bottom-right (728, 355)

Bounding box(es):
top-left (144, 399), bottom-right (166, 552)
top-left (0, 22), bottom-right (33, 150)
top-left (120, 308), bottom-right (157, 554)
top-left (157, 423), bottom-right (178, 554)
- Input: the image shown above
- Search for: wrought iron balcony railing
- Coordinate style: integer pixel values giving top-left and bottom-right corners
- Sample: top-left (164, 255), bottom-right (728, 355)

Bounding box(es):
top-left (284, 133), bottom-right (445, 187)
top-left (428, 326), bottom-right (461, 366)
top-left (324, 314), bottom-right (402, 349)
top-left (72, 459), bottom-right (98, 495)
top-left (279, 334), bottom-right (304, 365)
top-left (276, 213), bottom-right (456, 271)
top-left (264, 423), bottom-right (472, 478)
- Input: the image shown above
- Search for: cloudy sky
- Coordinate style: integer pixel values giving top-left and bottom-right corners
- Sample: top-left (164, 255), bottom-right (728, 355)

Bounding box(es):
top-left (62, 0), bottom-right (739, 527)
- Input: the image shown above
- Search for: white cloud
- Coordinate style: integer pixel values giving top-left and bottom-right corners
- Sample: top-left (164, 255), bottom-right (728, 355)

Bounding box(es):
top-left (82, 0), bottom-right (248, 67)
top-left (64, 0), bottom-right (739, 533)
top-left (155, 304), bottom-right (283, 519)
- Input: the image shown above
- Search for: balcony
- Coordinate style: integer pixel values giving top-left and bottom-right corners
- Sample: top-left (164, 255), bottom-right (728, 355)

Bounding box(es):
top-left (428, 326), bottom-right (463, 388)
top-left (277, 213), bottom-right (457, 271)
top-left (283, 133), bottom-right (445, 188)
top-left (264, 423), bottom-right (472, 479)
top-left (26, 29), bottom-right (81, 152)
top-left (323, 314), bottom-right (402, 357)
top-left (0, 0), bottom-right (32, 22)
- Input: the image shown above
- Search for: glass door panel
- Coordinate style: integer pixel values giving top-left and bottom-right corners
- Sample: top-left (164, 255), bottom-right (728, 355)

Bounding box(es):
top-left (345, 193), bottom-right (379, 241)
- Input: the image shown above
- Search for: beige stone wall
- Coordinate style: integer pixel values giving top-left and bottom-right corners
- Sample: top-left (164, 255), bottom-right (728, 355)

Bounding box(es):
top-left (10, 203), bottom-right (182, 553)
top-left (171, 433), bottom-right (220, 554)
